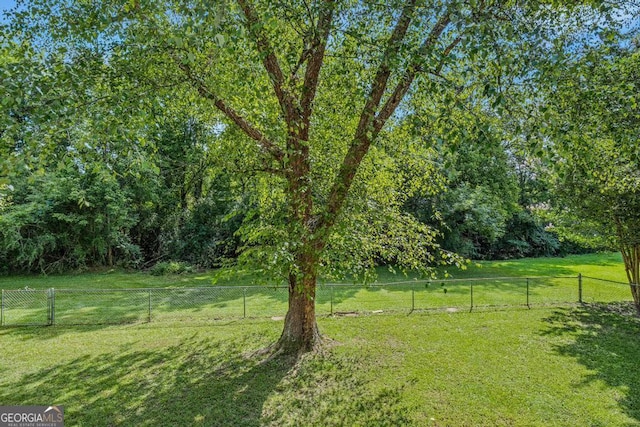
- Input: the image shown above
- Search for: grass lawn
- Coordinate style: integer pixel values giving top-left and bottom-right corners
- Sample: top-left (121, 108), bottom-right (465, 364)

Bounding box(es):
top-left (0, 252), bottom-right (627, 290)
top-left (1, 253), bottom-right (638, 425)
top-left (0, 253), bottom-right (632, 327)
top-left (1, 305), bottom-right (639, 426)
top-left (451, 251), bottom-right (628, 282)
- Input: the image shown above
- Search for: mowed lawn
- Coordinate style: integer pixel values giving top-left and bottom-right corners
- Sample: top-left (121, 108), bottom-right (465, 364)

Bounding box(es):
top-left (1, 306), bottom-right (639, 426)
top-left (0, 252), bottom-right (629, 290)
top-left (1, 253), bottom-right (639, 426)
top-left (0, 253), bottom-right (632, 326)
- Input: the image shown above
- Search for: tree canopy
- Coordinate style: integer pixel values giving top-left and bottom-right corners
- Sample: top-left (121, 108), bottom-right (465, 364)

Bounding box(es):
top-left (541, 44), bottom-right (640, 309)
top-left (1, 0), bottom-right (637, 351)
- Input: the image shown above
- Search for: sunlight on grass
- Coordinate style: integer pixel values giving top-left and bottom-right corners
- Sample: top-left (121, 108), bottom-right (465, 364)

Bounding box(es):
top-left (1, 307), bottom-right (639, 426)
top-left (0, 253), bottom-right (638, 425)
top-left (452, 252), bottom-right (626, 282)
top-left (0, 253), bottom-right (632, 327)
top-left (0, 253), bottom-right (627, 291)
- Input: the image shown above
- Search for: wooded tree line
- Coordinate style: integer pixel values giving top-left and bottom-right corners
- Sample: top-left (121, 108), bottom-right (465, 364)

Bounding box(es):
top-left (0, 10), bottom-right (614, 274)
top-left (1, 0), bottom-right (639, 350)
top-left (0, 77), bottom-right (581, 275)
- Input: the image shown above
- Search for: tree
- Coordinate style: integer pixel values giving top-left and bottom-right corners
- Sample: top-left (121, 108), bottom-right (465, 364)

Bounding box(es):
top-left (404, 113), bottom-right (520, 259)
top-left (4, 0), bottom-right (625, 352)
top-left (542, 45), bottom-right (640, 310)
top-left (133, 113), bottom-right (243, 268)
top-left (0, 40), bottom-right (147, 272)
top-left (0, 161), bottom-right (141, 273)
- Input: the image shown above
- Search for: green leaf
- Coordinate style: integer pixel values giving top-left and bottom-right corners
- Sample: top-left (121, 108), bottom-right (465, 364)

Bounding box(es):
top-left (214, 34), bottom-right (225, 48)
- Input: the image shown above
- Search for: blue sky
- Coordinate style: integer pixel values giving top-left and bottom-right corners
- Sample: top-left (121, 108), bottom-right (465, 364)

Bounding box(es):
top-left (0, 0), bottom-right (16, 23)
top-left (1, 0), bottom-right (15, 11)
top-left (0, 1), bottom-right (636, 34)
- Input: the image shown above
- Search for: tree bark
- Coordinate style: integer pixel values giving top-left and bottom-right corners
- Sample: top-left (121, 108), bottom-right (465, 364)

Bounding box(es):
top-left (276, 250), bottom-right (322, 353)
top-left (620, 242), bottom-right (640, 313)
top-left (273, 138), bottom-right (325, 352)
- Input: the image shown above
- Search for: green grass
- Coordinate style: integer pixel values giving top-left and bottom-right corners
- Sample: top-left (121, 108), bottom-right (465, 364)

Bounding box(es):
top-left (1, 305), bottom-right (639, 426)
top-left (0, 252), bottom-right (627, 290)
top-left (0, 253), bottom-right (632, 326)
top-left (0, 253), bottom-right (638, 426)
top-left (451, 251), bottom-right (627, 281)
top-left (0, 268), bottom-right (221, 290)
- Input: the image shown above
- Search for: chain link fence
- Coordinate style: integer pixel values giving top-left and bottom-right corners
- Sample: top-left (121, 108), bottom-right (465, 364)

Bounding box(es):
top-left (580, 275), bottom-right (636, 303)
top-left (1, 275), bottom-right (636, 326)
top-left (0, 289), bottom-right (51, 326)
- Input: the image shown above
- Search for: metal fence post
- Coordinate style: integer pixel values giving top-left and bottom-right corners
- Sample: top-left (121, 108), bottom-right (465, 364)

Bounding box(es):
top-left (330, 285), bottom-right (334, 315)
top-left (526, 278), bottom-right (530, 309)
top-left (411, 286), bottom-right (415, 312)
top-left (148, 290), bottom-right (152, 323)
top-left (48, 288), bottom-right (55, 326)
top-left (470, 282), bottom-right (474, 312)
top-left (243, 287), bottom-right (247, 318)
top-left (578, 273), bottom-right (583, 303)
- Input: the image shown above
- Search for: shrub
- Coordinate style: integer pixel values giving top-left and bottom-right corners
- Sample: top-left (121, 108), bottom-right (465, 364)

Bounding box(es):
top-left (149, 261), bottom-right (194, 276)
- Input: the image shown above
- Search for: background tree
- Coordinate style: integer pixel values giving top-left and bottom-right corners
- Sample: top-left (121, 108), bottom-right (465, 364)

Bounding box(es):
top-left (403, 108), bottom-right (521, 259)
top-left (0, 41), bottom-right (146, 272)
top-left (541, 44), bottom-right (640, 310)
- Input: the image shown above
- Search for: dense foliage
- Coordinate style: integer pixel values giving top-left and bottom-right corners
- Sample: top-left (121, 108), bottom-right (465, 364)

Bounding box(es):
top-left (540, 45), bottom-right (640, 309)
top-left (1, 0), bottom-right (637, 349)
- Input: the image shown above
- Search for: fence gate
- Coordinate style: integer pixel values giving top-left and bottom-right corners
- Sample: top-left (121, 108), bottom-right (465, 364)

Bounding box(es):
top-left (1, 289), bottom-right (52, 326)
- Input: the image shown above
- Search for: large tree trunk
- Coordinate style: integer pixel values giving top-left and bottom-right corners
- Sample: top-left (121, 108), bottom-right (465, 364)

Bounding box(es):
top-left (276, 251), bottom-right (322, 353)
top-left (274, 143), bottom-right (324, 354)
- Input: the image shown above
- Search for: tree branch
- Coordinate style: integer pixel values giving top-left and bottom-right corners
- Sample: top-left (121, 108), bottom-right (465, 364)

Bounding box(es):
top-left (318, 0), bottom-right (418, 233)
top-left (434, 35), bottom-right (462, 75)
top-left (299, 0), bottom-right (336, 140)
top-left (127, 0), bottom-right (285, 165)
top-left (355, 0), bottom-right (418, 142)
top-left (176, 58), bottom-right (285, 163)
top-left (237, 0), bottom-right (298, 124)
top-left (373, 12), bottom-right (452, 134)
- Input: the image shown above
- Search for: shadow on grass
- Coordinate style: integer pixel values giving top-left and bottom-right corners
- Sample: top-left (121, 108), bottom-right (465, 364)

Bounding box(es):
top-left (542, 303), bottom-right (640, 424)
top-left (0, 333), bottom-right (411, 426)
top-left (0, 324), bottom-right (117, 341)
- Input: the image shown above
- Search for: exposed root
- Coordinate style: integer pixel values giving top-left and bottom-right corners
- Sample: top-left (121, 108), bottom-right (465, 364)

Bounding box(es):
top-left (247, 332), bottom-right (339, 366)
top-left (581, 301), bottom-right (640, 318)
